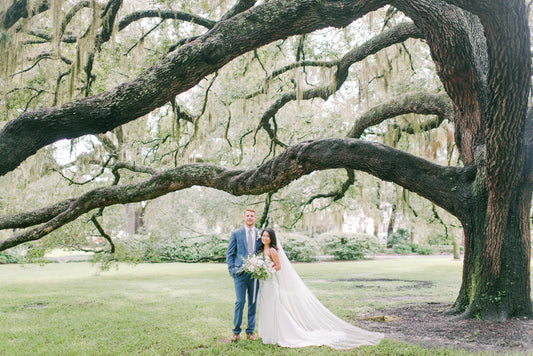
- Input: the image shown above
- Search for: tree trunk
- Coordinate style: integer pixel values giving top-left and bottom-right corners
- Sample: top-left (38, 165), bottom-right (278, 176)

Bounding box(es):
top-left (452, 236), bottom-right (461, 260)
top-left (453, 181), bottom-right (532, 320)
top-left (386, 203), bottom-right (397, 248)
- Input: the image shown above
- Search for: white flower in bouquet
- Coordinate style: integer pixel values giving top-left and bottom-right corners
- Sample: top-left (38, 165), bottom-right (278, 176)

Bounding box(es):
top-left (240, 254), bottom-right (276, 280)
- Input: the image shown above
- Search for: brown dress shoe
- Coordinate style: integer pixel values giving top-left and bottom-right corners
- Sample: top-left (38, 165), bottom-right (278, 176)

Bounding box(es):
top-left (247, 333), bottom-right (256, 341)
top-left (231, 333), bottom-right (240, 342)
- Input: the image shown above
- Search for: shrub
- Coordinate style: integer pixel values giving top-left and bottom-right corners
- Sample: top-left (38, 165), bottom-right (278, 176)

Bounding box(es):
top-left (387, 228), bottom-right (410, 248)
top-left (393, 243), bottom-right (412, 255)
top-left (111, 234), bottom-right (229, 263)
top-left (280, 233), bottom-right (318, 262)
top-left (0, 251), bottom-right (19, 264)
top-left (413, 244), bottom-right (434, 255)
top-left (427, 233), bottom-right (450, 245)
top-left (159, 234), bottom-right (228, 262)
top-left (317, 233), bottom-right (380, 261)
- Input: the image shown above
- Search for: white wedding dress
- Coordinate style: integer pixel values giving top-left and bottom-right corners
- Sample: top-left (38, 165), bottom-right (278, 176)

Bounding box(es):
top-left (257, 244), bottom-right (384, 349)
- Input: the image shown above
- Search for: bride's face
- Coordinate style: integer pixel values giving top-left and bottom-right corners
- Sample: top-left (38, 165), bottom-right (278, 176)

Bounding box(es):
top-left (261, 231), bottom-right (271, 245)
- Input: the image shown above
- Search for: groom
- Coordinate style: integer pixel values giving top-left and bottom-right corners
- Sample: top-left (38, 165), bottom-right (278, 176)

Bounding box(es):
top-left (226, 208), bottom-right (261, 342)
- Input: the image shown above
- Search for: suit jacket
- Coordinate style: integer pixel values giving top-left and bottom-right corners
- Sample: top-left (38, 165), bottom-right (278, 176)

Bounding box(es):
top-left (227, 226), bottom-right (261, 276)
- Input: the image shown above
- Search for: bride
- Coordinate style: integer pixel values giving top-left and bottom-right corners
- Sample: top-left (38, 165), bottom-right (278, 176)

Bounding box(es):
top-left (257, 228), bottom-right (384, 349)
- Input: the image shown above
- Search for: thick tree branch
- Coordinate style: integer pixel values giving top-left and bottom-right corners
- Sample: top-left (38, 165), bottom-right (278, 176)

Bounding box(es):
top-left (0, 0), bottom-right (388, 177)
top-left (0, 199), bottom-right (77, 230)
top-left (307, 92), bottom-right (453, 205)
top-left (347, 92), bottom-right (454, 138)
top-left (391, 1), bottom-right (487, 164)
top-left (0, 137), bottom-right (470, 251)
top-left (0, 0), bottom-right (49, 31)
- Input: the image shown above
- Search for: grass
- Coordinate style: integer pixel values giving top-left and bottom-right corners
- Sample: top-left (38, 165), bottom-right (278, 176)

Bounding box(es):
top-left (0, 256), bottom-right (498, 355)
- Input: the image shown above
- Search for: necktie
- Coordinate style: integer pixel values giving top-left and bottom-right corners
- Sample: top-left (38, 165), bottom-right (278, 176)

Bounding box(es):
top-left (247, 229), bottom-right (254, 255)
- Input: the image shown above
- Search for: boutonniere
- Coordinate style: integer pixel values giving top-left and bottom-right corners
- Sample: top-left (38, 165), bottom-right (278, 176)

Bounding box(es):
top-left (256, 230), bottom-right (261, 240)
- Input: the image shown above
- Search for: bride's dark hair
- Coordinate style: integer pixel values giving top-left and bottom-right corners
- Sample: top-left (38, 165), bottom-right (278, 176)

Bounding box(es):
top-left (258, 227), bottom-right (278, 253)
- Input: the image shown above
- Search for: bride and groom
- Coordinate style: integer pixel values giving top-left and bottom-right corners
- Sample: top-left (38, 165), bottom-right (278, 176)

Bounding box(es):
top-left (226, 208), bottom-right (384, 349)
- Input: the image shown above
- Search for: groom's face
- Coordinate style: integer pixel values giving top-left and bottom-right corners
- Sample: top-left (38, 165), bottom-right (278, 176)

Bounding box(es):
top-left (244, 211), bottom-right (257, 228)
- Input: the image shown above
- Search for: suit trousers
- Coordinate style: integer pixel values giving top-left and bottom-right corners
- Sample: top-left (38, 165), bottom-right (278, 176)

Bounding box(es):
top-left (232, 273), bottom-right (257, 334)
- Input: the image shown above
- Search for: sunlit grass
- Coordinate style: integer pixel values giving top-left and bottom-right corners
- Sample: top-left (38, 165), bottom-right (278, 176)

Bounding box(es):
top-left (0, 256), bottom-right (501, 355)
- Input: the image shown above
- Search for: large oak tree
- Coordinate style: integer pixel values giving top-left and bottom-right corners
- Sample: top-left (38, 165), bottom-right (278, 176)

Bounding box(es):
top-left (0, 0), bottom-right (531, 320)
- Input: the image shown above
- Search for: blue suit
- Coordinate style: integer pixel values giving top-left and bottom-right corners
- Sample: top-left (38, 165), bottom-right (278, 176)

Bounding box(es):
top-left (227, 226), bottom-right (260, 335)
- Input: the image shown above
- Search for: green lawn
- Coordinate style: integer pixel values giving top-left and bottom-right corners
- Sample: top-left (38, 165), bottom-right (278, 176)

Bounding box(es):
top-left (0, 256), bottom-right (498, 355)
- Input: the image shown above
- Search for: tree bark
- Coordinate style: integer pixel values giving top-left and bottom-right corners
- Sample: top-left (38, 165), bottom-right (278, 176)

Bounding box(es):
top-left (386, 203), bottom-right (397, 248)
top-left (393, 0), bottom-right (533, 320)
top-left (0, 0), bottom-right (388, 176)
top-left (0, 138), bottom-right (466, 251)
top-left (0, 0), bottom-right (49, 31)
top-left (454, 181), bottom-right (532, 320)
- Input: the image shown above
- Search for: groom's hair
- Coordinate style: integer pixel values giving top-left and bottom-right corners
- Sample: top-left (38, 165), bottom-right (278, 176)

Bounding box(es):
top-left (244, 208), bottom-right (256, 214)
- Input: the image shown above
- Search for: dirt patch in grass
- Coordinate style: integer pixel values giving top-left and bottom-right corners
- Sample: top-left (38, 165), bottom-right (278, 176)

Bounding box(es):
top-left (357, 302), bottom-right (533, 354)
top-left (335, 278), bottom-right (434, 290)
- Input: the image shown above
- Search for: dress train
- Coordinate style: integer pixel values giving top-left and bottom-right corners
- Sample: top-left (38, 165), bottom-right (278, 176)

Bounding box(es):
top-left (257, 245), bottom-right (383, 349)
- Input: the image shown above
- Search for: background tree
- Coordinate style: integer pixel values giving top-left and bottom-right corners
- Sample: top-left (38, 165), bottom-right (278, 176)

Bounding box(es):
top-left (0, 0), bottom-right (531, 321)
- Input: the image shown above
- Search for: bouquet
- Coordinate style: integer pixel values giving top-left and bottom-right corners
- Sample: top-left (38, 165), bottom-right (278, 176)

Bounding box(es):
top-left (239, 254), bottom-right (276, 280)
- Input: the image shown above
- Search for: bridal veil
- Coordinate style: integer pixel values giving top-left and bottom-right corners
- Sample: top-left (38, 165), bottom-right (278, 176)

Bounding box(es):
top-left (258, 242), bottom-right (384, 349)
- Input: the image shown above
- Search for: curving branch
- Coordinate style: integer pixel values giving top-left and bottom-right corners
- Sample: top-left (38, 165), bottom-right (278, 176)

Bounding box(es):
top-left (6, 87), bottom-right (48, 112)
top-left (304, 92), bottom-right (453, 205)
top-left (256, 22), bottom-right (423, 140)
top-left (82, 0), bottom-right (123, 96)
top-left (0, 0), bottom-right (49, 31)
top-left (392, 1), bottom-right (487, 165)
top-left (306, 169), bottom-right (355, 205)
top-left (0, 198), bottom-right (77, 231)
top-left (58, 1), bottom-right (94, 43)
top-left (53, 155), bottom-right (115, 185)
top-left (0, 162), bottom-right (158, 232)
top-left (306, 94), bottom-right (453, 203)
top-left (244, 60), bottom-right (335, 100)
top-left (0, 0), bottom-right (389, 177)
top-left (27, 30), bottom-right (78, 44)
top-left (12, 53), bottom-right (72, 77)
top-left (221, 0), bottom-right (258, 21)
top-left (118, 9), bottom-right (216, 31)
top-left (0, 137), bottom-right (471, 251)
top-left (347, 92), bottom-right (455, 138)
top-left (90, 214), bottom-right (115, 253)
top-left (255, 22), bottom-right (432, 205)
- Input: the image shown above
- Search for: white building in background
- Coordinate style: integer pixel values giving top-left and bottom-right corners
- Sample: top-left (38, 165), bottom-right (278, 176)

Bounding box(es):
top-left (301, 203), bottom-right (402, 245)
top-left (341, 211), bottom-right (375, 234)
